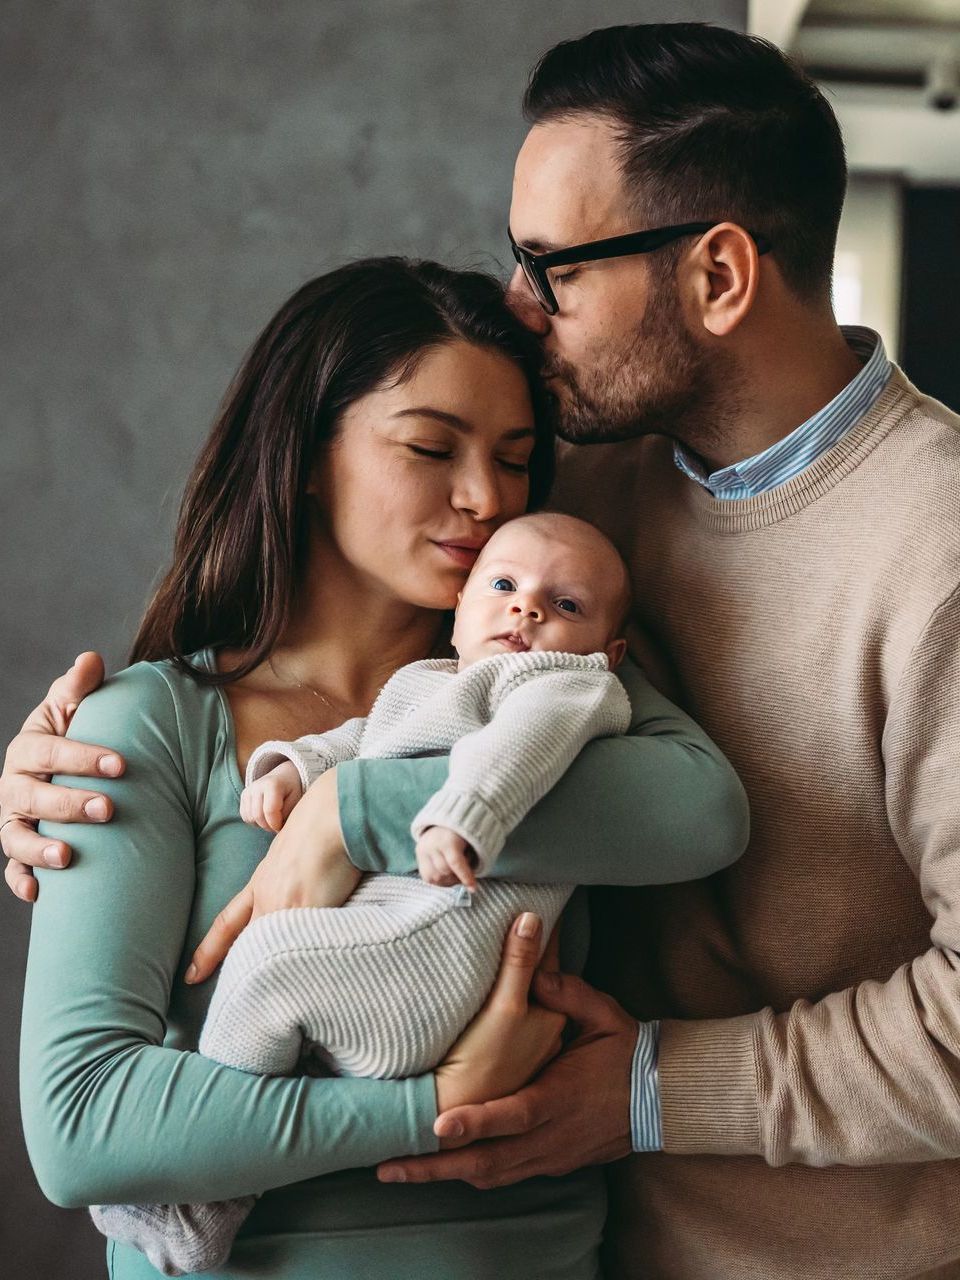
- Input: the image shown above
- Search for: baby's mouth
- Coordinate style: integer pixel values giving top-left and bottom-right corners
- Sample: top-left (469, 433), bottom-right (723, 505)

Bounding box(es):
top-left (494, 632), bottom-right (531, 652)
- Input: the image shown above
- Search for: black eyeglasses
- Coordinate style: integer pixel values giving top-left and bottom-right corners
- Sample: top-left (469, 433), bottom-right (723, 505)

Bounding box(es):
top-left (508, 221), bottom-right (773, 315)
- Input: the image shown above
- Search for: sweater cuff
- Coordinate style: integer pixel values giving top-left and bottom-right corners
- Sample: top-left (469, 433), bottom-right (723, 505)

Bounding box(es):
top-left (410, 789), bottom-right (507, 874)
top-left (245, 740), bottom-right (332, 794)
top-left (658, 1014), bottom-right (761, 1155)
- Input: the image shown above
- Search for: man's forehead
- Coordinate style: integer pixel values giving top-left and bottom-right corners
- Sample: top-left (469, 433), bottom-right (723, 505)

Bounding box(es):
top-left (510, 116), bottom-right (631, 247)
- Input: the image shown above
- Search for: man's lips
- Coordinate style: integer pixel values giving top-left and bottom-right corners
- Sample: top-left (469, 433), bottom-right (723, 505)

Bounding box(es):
top-left (434, 539), bottom-right (486, 569)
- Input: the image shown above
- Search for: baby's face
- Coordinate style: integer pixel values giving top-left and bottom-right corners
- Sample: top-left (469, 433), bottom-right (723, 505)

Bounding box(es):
top-left (452, 518), bottom-right (627, 668)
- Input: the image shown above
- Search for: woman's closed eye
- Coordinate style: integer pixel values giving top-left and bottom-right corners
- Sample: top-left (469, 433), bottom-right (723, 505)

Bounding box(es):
top-left (407, 444), bottom-right (452, 460)
top-left (407, 445), bottom-right (528, 474)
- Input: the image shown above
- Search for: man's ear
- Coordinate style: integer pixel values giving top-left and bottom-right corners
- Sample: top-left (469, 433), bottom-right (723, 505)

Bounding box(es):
top-left (606, 637), bottom-right (627, 669)
top-left (684, 221), bottom-right (761, 338)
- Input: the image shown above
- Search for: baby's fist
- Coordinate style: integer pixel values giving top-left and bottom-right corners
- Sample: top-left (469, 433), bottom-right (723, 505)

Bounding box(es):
top-left (240, 761), bottom-right (303, 832)
top-left (415, 826), bottom-right (478, 891)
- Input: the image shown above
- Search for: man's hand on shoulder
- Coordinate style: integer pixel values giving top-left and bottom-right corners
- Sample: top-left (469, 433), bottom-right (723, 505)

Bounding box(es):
top-left (378, 971), bottom-right (638, 1188)
top-left (1, 652), bottom-right (121, 901)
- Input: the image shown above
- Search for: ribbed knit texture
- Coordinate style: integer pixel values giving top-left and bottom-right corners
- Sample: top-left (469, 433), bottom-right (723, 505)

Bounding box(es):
top-left (200, 876), bottom-right (572, 1078)
top-left (555, 367), bottom-right (960, 1279)
top-left (249, 650), bottom-right (631, 873)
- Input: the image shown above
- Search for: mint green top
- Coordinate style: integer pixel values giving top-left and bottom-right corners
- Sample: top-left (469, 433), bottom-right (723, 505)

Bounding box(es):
top-left (20, 651), bottom-right (747, 1279)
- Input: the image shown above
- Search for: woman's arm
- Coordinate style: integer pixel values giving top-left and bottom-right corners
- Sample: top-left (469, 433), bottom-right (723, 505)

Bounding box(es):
top-left (338, 658), bottom-right (749, 885)
top-left (19, 663), bottom-right (436, 1209)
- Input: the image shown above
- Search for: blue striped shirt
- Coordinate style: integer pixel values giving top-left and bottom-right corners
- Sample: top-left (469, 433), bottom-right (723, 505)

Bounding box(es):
top-left (672, 327), bottom-right (892, 499)
top-left (629, 326), bottom-right (892, 1154)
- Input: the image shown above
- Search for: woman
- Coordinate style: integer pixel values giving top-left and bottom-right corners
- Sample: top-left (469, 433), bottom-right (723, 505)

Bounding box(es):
top-left (8, 257), bottom-right (747, 1278)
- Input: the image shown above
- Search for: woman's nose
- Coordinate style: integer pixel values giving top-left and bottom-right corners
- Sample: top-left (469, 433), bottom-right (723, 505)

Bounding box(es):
top-left (452, 465), bottom-right (502, 523)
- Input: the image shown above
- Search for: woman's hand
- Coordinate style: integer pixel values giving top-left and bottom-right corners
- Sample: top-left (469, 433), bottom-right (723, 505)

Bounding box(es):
top-left (2, 652), bottom-right (124, 902)
top-left (185, 767), bottom-right (361, 983)
top-left (433, 912), bottom-right (565, 1123)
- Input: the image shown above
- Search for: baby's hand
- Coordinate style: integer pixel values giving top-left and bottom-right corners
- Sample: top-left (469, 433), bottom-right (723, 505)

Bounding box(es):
top-left (240, 761), bottom-right (303, 833)
top-left (416, 826), bottom-right (478, 891)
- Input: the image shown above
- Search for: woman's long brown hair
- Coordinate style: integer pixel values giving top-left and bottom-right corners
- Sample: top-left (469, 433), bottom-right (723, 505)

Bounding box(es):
top-left (129, 258), bottom-right (554, 685)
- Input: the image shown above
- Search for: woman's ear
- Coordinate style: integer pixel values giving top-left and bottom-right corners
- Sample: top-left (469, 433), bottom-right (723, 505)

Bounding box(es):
top-left (606, 637), bottom-right (627, 669)
top-left (684, 221), bottom-right (761, 339)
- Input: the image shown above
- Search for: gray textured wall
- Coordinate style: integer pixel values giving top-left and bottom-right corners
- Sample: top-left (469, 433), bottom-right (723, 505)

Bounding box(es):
top-left (1, 3), bottom-right (744, 1275)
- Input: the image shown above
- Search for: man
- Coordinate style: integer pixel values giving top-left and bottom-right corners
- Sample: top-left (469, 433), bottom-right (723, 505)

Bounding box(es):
top-left (7, 23), bottom-right (960, 1279)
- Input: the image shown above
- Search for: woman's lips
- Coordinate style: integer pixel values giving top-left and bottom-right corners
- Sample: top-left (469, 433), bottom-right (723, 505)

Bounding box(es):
top-left (434, 542), bottom-right (484, 569)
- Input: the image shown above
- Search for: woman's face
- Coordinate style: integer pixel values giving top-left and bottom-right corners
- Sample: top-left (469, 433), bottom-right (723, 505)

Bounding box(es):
top-left (314, 339), bottom-right (539, 610)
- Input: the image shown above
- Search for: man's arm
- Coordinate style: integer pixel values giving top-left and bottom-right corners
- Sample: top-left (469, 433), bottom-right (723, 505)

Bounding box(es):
top-left (659, 585), bottom-right (960, 1165)
top-left (377, 587), bottom-right (960, 1187)
top-left (341, 658), bottom-right (750, 887)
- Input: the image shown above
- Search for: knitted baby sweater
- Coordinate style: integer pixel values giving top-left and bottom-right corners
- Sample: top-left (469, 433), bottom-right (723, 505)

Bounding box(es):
top-left (248, 648), bottom-right (630, 874)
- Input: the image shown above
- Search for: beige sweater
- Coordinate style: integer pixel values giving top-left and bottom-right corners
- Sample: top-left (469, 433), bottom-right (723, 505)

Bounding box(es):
top-left (553, 368), bottom-right (960, 1280)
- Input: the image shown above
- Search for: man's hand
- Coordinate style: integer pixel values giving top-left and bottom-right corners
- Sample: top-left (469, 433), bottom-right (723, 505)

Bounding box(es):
top-left (2, 652), bottom-right (122, 901)
top-left (415, 826), bottom-right (478, 891)
top-left (378, 971), bottom-right (638, 1188)
top-left (186, 767), bottom-right (360, 983)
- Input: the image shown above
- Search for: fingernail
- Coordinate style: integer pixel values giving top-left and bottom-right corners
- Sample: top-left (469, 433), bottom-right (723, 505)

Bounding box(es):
top-left (43, 845), bottom-right (66, 868)
top-left (184, 964), bottom-right (197, 984)
top-left (516, 912), bottom-right (541, 939)
top-left (378, 1168), bottom-right (406, 1183)
top-left (434, 1117), bottom-right (463, 1139)
top-left (84, 797), bottom-right (109, 821)
top-left (98, 754), bottom-right (122, 776)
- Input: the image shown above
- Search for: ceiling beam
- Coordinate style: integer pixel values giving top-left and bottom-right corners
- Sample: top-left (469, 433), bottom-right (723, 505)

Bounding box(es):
top-left (748, 0), bottom-right (811, 49)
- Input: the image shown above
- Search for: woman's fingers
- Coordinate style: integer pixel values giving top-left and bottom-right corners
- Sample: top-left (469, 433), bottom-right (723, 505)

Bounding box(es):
top-left (186, 887), bottom-right (254, 983)
top-left (488, 912), bottom-right (542, 1010)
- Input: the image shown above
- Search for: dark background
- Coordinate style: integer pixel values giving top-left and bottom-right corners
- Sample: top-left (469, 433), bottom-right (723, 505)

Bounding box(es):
top-left (1, 3), bottom-right (744, 1277)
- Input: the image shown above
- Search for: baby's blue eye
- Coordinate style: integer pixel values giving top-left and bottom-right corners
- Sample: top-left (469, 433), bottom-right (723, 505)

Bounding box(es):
top-left (556, 598), bottom-right (579, 614)
top-left (491, 577), bottom-right (515, 592)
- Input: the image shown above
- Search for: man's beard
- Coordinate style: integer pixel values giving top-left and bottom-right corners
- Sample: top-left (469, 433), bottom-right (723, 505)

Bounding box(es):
top-left (542, 281), bottom-right (741, 454)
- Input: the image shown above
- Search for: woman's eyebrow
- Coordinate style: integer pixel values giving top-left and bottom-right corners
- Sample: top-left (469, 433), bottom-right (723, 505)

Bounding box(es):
top-left (391, 408), bottom-right (535, 439)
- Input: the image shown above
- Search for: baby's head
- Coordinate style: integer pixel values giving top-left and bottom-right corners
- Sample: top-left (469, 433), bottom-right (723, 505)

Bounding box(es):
top-left (452, 513), bottom-right (631, 670)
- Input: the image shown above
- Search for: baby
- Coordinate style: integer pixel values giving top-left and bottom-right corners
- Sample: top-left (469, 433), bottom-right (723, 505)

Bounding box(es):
top-left (92, 512), bottom-right (633, 1275)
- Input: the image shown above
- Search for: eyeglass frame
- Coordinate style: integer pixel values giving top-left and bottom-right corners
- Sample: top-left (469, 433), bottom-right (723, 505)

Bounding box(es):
top-left (508, 221), bottom-right (773, 316)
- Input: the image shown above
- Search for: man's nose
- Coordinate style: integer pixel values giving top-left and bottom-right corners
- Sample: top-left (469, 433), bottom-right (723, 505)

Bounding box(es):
top-left (505, 267), bottom-right (551, 336)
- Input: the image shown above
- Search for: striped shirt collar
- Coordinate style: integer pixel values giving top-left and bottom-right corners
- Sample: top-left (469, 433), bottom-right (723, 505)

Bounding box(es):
top-left (673, 326), bottom-right (893, 499)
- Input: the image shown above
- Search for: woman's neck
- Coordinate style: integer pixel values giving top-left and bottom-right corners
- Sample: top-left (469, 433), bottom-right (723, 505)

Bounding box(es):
top-left (268, 542), bottom-right (446, 713)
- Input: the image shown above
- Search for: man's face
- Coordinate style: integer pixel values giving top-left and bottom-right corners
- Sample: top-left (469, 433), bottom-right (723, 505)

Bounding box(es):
top-left (507, 115), bottom-right (717, 445)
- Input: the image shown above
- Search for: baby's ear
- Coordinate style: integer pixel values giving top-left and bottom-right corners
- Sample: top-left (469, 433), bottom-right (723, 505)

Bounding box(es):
top-left (606, 637), bottom-right (627, 669)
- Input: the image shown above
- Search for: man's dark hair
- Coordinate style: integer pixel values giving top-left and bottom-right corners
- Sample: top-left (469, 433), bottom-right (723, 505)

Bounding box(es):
top-left (523, 23), bottom-right (846, 302)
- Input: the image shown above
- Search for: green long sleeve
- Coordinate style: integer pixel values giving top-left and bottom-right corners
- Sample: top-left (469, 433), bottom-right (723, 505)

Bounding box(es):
top-left (338, 658), bottom-right (749, 884)
top-left (19, 661), bottom-right (436, 1211)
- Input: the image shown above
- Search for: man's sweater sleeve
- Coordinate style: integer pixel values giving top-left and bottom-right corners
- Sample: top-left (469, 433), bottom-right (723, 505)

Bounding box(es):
top-left (246, 716), bottom-right (367, 793)
top-left (338, 658), bottom-right (750, 887)
top-left (410, 664), bottom-right (631, 873)
top-left (659, 586), bottom-right (960, 1165)
top-left (19, 666), bottom-right (435, 1211)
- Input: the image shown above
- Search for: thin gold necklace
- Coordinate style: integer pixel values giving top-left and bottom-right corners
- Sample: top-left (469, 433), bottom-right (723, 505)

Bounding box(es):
top-left (267, 654), bottom-right (353, 718)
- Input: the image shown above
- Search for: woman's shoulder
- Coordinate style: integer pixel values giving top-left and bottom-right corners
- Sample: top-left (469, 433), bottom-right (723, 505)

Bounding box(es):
top-left (66, 653), bottom-right (227, 772)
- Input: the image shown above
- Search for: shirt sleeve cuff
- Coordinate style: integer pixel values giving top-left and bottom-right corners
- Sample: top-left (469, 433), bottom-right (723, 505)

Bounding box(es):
top-left (631, 1019), bottom-right (663, 1153)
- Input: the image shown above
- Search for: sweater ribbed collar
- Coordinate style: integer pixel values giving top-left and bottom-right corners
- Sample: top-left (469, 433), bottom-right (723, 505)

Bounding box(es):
top-left (681, 367), bottom-right (918, 534)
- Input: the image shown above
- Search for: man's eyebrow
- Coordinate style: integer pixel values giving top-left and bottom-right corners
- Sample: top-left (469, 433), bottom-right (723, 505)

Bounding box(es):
top-left (510, 232), bottom-right (562, 254)
top-left (391, 408), bottom-right (535, 440)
